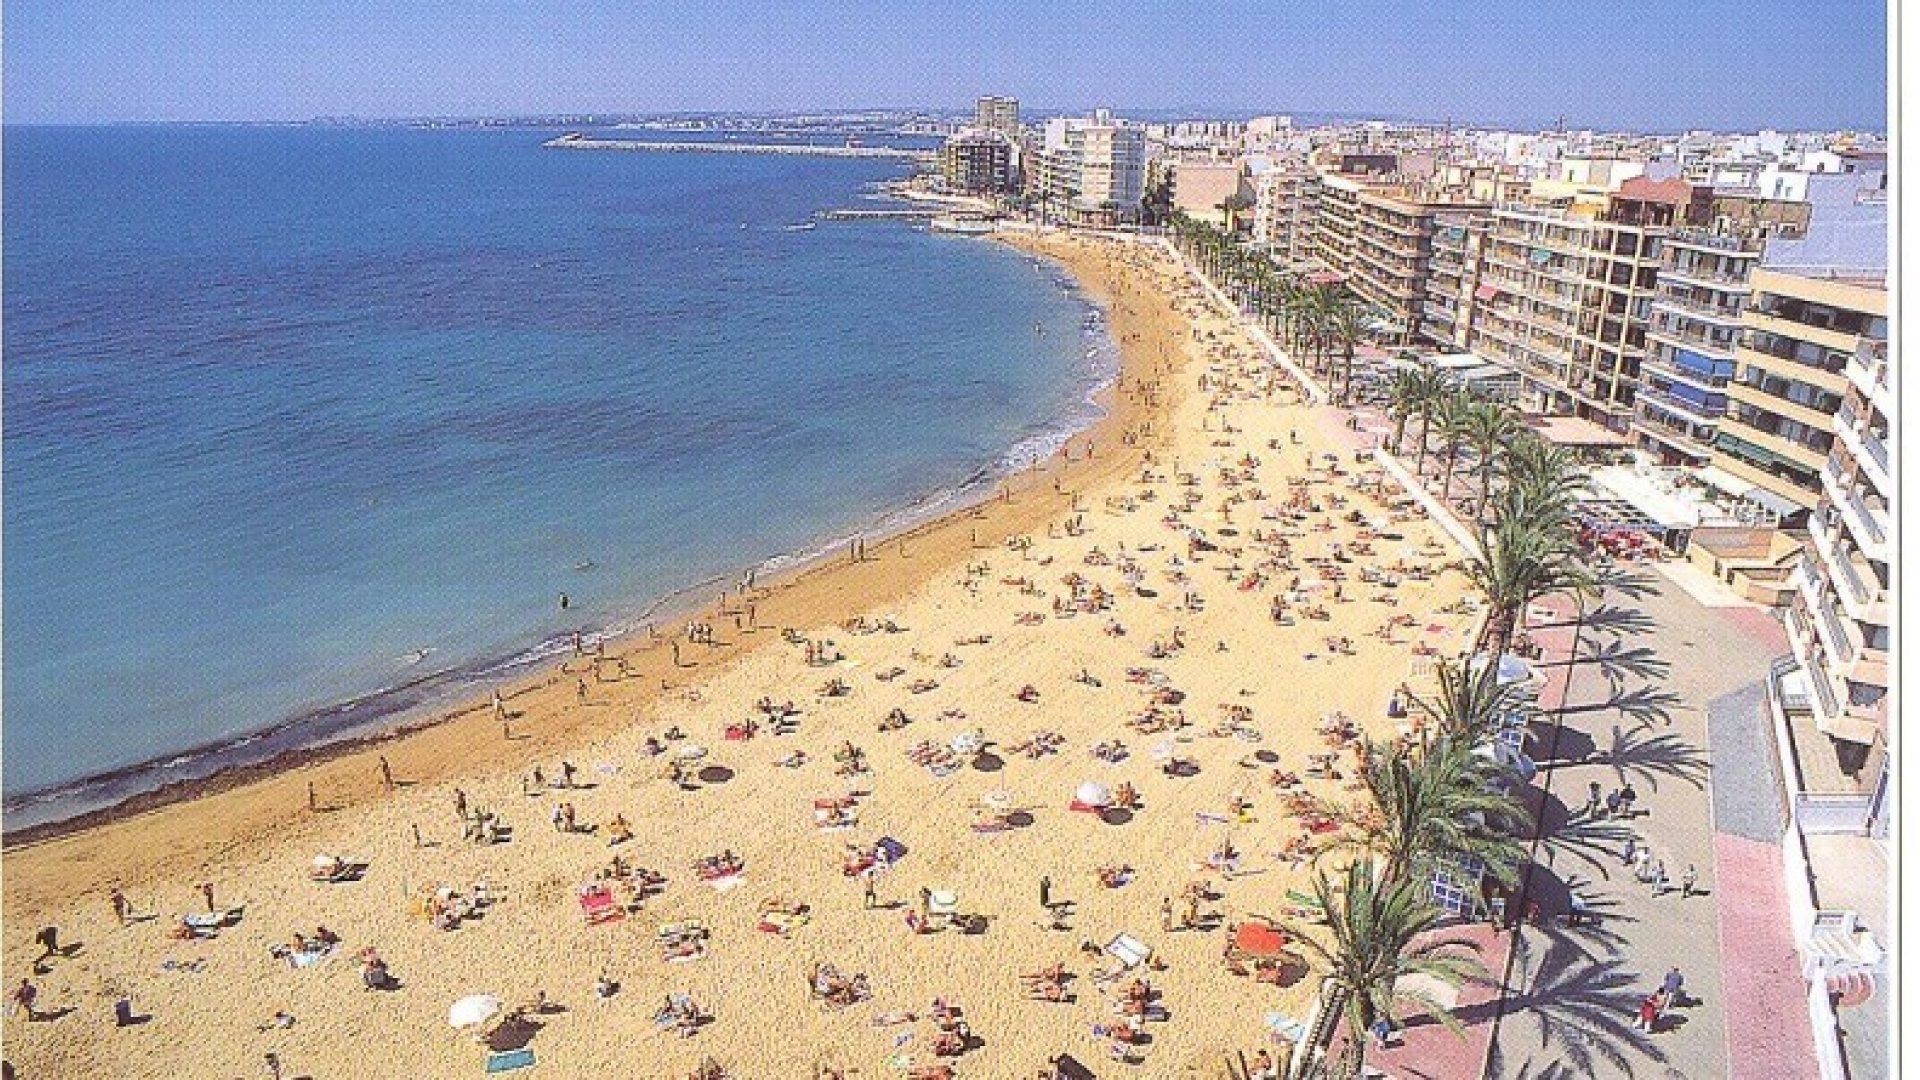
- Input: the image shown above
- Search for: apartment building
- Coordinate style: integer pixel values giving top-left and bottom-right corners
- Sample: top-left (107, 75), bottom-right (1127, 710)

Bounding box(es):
top-left (974, 96), bottom-right (1020, 138)
top-left (1712, 171), bottom-right (1888, 511)
top-left (1420, 209), bottom-right (1488, 348)
top-left (938, 130), bottom-right (1016, 194)
top-left (1031, 111), bottom-right (1148, 222)
top-left (1784, 295), bottom-right (1888, 767)
top-left (1347, 188), bottom-right (1487, 345)
top-left (1469, 195), bottom-right (1668, 429)
top-left (1633, 228), bottom-right (1766, 464)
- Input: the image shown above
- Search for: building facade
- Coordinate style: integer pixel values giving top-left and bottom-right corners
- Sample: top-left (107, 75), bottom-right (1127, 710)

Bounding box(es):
top-left (1711, 269), bottom-right (1880, 511)
top-left (939, 131), bottom-right (1015, 194)
top-left (1782, 275), bottom-right (1889, 769)
top-left (974, 96), bottom-right (1020, 138)
top-left (1633, 228), bottom-right (1765, 464)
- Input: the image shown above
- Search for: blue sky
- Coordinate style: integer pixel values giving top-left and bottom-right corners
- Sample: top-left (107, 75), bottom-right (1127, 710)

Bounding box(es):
top-left (5, 0), bottom-right (1888, 129)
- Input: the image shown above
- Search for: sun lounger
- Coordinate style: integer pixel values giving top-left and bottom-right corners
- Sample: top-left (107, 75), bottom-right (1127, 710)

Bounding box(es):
top-left (579, 887), bottom-right (622, 925)
top-left (484, 1048), bottom-right (535, 1073)
top-left (1104, 933), bottom-right (1152, 970)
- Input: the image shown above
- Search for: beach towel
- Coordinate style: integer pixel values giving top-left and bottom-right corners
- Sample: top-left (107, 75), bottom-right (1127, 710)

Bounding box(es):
top-left (290, 944), bottom-right (336, 969)
top-left (1104, 933), bottom-right (1151, 969)
top-left (485, 1048), bottom-right (535, 1073)
top-left (1234, 923), bottom-right (1289, 957)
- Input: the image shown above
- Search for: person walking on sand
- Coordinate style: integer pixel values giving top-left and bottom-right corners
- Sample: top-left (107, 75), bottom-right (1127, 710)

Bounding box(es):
top-left (110, 889), bottom-right (132, 927)
top-left (863, 872), bottom-right (878, 910)
top-left (200, 882), bottom-right (217, 913)
top-left (1161, 897), bottom-right (1173, 933)
top-left (379, 756), bottom-right (394, 791)
top-left (1039, 875), bottom-right (1052, 913)
top-left (453, 788), bottom-right (468, 820)
top-left (11, 978), bottom-right (39, 1021)
top-left (576, 678), bottom-right (588, 704)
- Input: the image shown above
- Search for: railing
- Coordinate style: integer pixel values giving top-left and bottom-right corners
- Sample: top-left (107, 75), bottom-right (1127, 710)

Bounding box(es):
top-left (1643, 351), bottom-right (1733, 388)
top-left (1659, 261), bottom-right (1753, 288)
top-left (1636, 384), bottom-right (1726, 421)
top-left (1835, 403), bottom-right (1890, 477)
top-left (1797, 793), bottom-right (1878, 835)
top-left (1647, 316), bottom-right (1742, 355)
top-left (1666, 228), bottom-right (1766, 254)
top-left (1835, 480), bottom-right (1888, 547)
top-left (1650, 290), bottom-right (1747, 324)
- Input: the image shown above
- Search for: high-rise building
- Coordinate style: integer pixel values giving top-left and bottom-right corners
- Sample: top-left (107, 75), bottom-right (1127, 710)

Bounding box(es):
top-left (975, 96), bottom-right (1020, 137)
top-left (938, 130), bottom-right (1015, 194)
top-left (1468, 181), bottom-right (1681, 430)
top-left (1782, 271), bottom-right (1889, 768)
top-left (1030, 111), bottom-right (1148, 223)
top-left (1420, 209), bottom-right (1489, 348)
top-left (1633, 228), bottom-right (1766, 465)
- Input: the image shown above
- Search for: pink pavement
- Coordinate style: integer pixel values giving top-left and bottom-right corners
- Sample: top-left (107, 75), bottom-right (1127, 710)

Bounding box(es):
top-left (1714, 833), bottom-right (1820, 1079)
top-left (1325, 923), bottom-right (1512, 1080)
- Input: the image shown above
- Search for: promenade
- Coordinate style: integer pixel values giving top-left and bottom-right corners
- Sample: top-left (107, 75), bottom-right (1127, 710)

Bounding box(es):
top-left (1176, 242), bottom-right (1835, 1080)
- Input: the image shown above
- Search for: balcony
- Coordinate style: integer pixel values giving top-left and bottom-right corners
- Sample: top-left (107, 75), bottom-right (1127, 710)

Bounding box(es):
top-left (1828, 472), bottom-right (1889, 557)
top-left (1744, 308), bottom-right (1863, 355)
top-left (1637, 384), bottom-right (1725, 422)
top-left (1642, 351), bottom-right (1732, 389)
top-left (1845, 338), bottom-right (1890, 412)
top-left (1659, 261), bottom-right (1753, 291)
top-left (1834, 402), bottom-right (1890, 493)
top-left (1665, 228), bottom-right (1766, 256)
top-left (1647, 317), bottom-right (1741, 358)
top-left (1650, 289), bottom-right (1747, 325)
top-left (1807, 514), bottom-right (1887, 626)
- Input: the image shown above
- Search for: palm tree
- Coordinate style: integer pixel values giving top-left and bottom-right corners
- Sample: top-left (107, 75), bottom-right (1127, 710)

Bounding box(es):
top-left (1349, 736), bottom-right (1531, 887)
top-left (1384, 369), bottom-right (1423, 455)
top-left (1433, 391), bottom-right (1475, 499)
top-left (1294, 858), bottom-right (1488, 1080)
top-left (1410, 656), bottom-right (1534, 746)
top-left (1466, 515), bottom-right (1597, 659)
top-left (1502, 434), bottom-right (1589, 524)
top-left (1458, 401), bottom-right (1526, 524)
top-left (1406, 367), bottom-right (1450, 475)
top-left (1325, 293), bottom-right (1377, 405)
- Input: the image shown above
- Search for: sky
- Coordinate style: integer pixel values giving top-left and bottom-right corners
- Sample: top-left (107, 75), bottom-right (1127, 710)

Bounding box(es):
top-left (4, 0), bottom-right (1889, 130)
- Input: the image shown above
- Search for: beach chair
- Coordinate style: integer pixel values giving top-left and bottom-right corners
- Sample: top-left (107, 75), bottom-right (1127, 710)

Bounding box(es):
top-left (926, 890), bottom-right (959, 931)
top-left (578, 887), bottom-right (622, 925)
top-left (484, 1048), bottom-right (535, 1073)
top-left (1097, 933), bottom-right (1151, 982)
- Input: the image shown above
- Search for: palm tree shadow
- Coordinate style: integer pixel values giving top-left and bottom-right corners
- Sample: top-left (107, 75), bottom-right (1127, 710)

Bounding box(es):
top-left (1481, 934), bottom-right (1669, 1077)
top-left (1550, 638), bottom-right (1671, 692)
top-left (1598, 724), bottom-right (1711, 793)
top-left (1536, 604), bottom-right (1657, 640)
top-left (1592, 566), bottom-right (1660, 602)
top-left (1533, 802), bottom-right (1642, 882)
top-left (1557, 685), bottom-right (1684, 729)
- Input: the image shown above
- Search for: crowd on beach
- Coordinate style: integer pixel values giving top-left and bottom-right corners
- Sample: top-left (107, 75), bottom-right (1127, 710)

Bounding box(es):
top-left (7, 232), bottom-right (1526, 1079)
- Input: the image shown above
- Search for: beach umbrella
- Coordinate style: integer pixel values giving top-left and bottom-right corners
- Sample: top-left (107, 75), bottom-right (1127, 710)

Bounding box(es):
top-left (1074, 781), bottom-right (1113, 808)
top-left (447, 995), bottom-right (502, 1030)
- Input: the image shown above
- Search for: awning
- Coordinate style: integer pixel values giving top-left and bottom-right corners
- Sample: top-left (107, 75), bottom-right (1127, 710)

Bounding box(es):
top-left (1474, 284), bottom-right (1501, 302)
top-left (1815, 710), bottom-right (1883, 746)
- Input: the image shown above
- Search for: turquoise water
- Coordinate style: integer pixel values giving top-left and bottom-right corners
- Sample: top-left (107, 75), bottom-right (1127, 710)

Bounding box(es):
top-left (3, 126), bottom-right (1113, 820)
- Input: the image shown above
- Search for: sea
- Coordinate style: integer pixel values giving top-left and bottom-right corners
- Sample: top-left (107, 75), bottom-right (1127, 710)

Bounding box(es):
top-left (2, 125), bottom-right (1118, 827)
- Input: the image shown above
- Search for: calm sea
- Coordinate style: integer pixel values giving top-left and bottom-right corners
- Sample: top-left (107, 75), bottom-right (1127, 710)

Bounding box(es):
top-left (3, 126), bottom-right (1113, 823)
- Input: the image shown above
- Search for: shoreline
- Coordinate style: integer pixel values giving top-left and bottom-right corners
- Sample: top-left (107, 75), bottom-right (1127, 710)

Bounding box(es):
top-left (1, 230), bottom-right (1157, 873)
top-left (3, 233), bottom-right (1119, 841)
top-left (5, 229), bottom-right (1483, 1079)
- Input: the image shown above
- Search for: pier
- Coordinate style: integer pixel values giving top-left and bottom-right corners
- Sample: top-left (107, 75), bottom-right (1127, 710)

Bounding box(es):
top-left (544, 132), bottom-right (933, 163)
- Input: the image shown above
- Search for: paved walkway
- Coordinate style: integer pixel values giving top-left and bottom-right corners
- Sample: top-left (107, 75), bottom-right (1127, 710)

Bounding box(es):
top-left (1483, 576), bottom-right (1816, 1080)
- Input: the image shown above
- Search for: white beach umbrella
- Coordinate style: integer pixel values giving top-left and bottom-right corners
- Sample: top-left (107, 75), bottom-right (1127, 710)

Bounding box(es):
top-left (1075, 781), bottom-right (1113, 808)
top-left (447, 994), bottom-right (502, 1030)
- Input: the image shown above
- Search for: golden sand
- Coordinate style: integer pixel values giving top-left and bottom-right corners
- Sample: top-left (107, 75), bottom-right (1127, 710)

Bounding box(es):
top-left (2, 231), bottom-right (1472, 1079)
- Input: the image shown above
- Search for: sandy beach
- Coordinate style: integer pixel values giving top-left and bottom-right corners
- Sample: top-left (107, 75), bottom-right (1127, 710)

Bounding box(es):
top-left (3, 231), bottom-right (1476, 1079)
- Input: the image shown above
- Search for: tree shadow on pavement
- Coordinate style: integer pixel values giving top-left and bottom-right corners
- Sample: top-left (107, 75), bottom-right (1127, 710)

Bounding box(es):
top-left (1482, 933), bottom-right (1669, 1078)
top-left (1597, 725), bottom-right (1710, 793)
top-left (1558, 685), bottom-right (1684, 729)
top-left (1536, 604), bottom-right (1658, 640)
